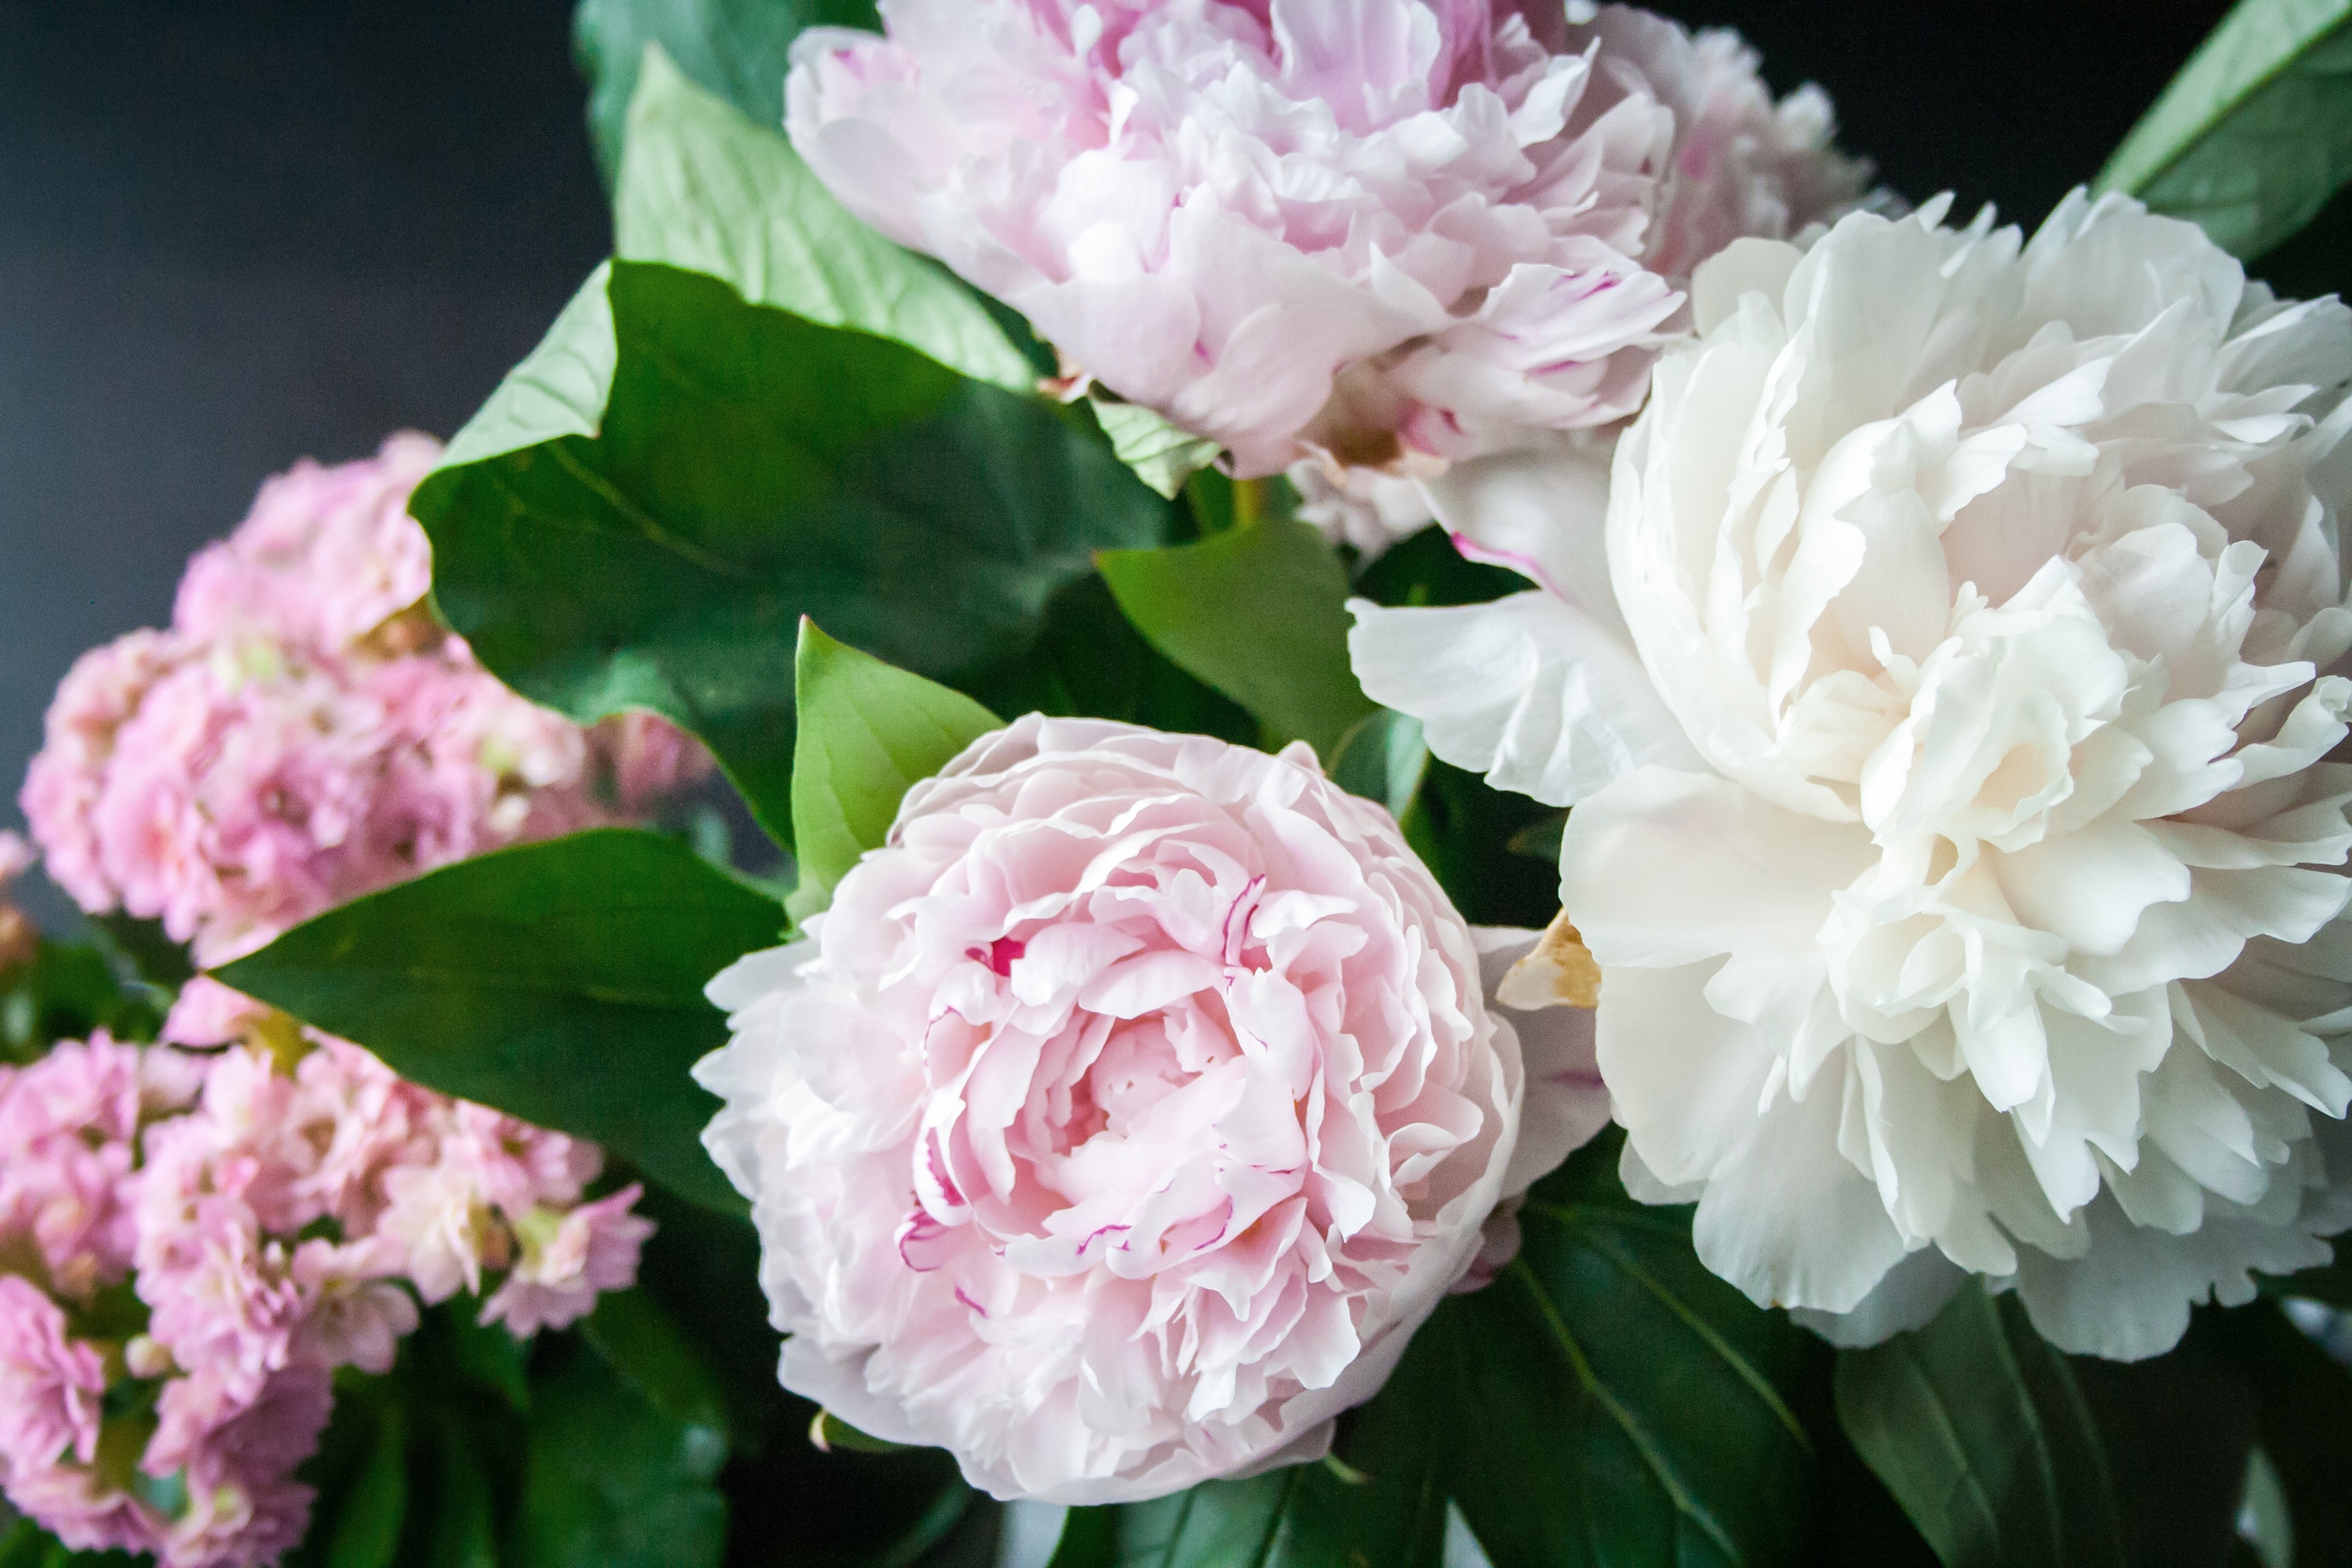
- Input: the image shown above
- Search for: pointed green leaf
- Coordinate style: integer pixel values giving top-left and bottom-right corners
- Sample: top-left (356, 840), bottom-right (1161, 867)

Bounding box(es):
top-left (615, 46), bottom-right (1034, 393)
top-left (1089, 401), bottom-right (1224, 500)
top-left (1099, 519), bottom-right (1375, 759)
top-left (789, 620), bottom-right (1000, 920)
top-left (215, 828), bottom-right (781, 1215)
top-left (1835, 1286), bottom-right (2127, 1568)
top-left (1443, 1138), bottom-right (1821, 1568)
top-left (438, 262), bottom-right (617, 471)
top-left (2098, 0), bottom-right (2352, 259)
top-left (574, 0), bottom-right (879, 184)
top-left (414, 261), bottom-right (1171, 845)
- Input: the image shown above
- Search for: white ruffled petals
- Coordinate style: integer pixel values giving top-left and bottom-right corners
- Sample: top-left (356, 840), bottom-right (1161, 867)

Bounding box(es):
top-left (1375, 191), bottom-right (2352, 1357)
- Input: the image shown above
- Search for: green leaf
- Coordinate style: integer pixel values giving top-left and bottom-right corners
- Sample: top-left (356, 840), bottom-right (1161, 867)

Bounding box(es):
top-left (574, 0), bottom-right (879, 184)
top-left (1099, 519), bottom-right (1375, 759)
top-left (510, 1341), bottom-right (728, 1568)
top-left (788, 619), bottom-right (1000, 921)
top-left (414, 261), bottom-right (1171, 845)
top-left (216, 828), bottom-right (781, 1215)
top-left (1050, 1465), bottom-right (1440, 1568)
top-left (585, 1288), bottom-right (731, 1443)
top-left (439, 262), bottom-right (617, 472)
top-left (613, 46), bottom-right (1034, 393)
top-left (442, 1306), bottom-right (533, 1413)
top-left (1089, 401), bottom-right (1224, 500)
top-left (1, 938), bottom-right (162, 1062)
top-left (421, 1411), bottom-right (501, 1568)
top-left (2211, 1298), bottom-right (2352, 1566)
top-left (1834, 1286), bottom-right (2127, 1568)
top-left (960, 572), bottom-right (1256, 748)
top-left (326, 1399), bottom-right (410, 1568)
top-left (88, 914), bottom-right (193, 990)
top-left (2097, 0), bottom-right (2352, 259)
top-left (1328, 708), bottom-right (1428, 822)
top-left (1441, 1137), bottom-right (1821, 1568)
top-left (809, 1411), bottom-right (912, 1455)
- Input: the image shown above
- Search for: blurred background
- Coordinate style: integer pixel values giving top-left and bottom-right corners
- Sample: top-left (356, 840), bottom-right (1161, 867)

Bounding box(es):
top-left (0, 0), bottom-right (2238, 920)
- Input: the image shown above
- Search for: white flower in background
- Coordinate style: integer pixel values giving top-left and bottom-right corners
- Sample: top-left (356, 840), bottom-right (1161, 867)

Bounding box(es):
top-left (1352, 192), bottom-right (2352, 1358)
top-left (786, 1), bottom-right (1872, 557)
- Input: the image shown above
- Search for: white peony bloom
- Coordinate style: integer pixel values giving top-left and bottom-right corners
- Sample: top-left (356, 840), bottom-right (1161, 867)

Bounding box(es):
top-left (1351, 191), bottom-right (2352, 1358)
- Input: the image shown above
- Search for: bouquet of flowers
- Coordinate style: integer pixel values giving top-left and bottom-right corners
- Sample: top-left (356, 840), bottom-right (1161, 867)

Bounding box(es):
top-left (9, 1), bottom-right (2352, 1565)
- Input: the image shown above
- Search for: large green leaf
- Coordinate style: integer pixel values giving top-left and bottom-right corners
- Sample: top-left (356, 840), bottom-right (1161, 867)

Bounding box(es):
top-left (1098, 520), bottom-right (1375, 760)
top-left (2098, 0), bottom-right (2352, 259)
top-left (574, 0), bottom-right (879, 183)
top-left (1834, 1287), bottom-right (2127, 1568)
top-left (1442, 1137), bottom-right (1821, 1568)
top-left (414, 261), bottom-right (1171, 845)
top-left (613, 46), bottom-right (1033, 393)
top-left (511, 1341), bottom-right (729, 1568)
top-left (788, 621), bottom-right (1000, 921)
top-left (215, 828), bottom-right (781, 1215)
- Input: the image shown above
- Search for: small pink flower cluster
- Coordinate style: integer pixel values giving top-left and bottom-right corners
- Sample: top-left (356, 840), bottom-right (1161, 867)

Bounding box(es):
top-left (21, 433), bottom-right (710, 969)
top-left (0, 1025), bottom-right (651, 1567)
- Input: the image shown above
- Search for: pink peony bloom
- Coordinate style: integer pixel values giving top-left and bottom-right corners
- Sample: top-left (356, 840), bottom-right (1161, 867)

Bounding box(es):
top-left (0, 1277), bottom-right (106, 1471)
top-left (696, 715), bottom-right (1602, 1503)
top-left (789, 1), bottom-right (1869, 551)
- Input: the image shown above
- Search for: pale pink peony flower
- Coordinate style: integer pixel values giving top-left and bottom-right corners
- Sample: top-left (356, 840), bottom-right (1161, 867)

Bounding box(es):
top-left (696, 715), bottom-right (1602, 1503)
top-left (789, 1), bottom-right (1869, 553)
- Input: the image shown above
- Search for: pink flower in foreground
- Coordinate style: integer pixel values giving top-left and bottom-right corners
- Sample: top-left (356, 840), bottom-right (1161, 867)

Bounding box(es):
top-left (790, 1), bottom-right (1870, 551)
top-left (697, 715), bottom-right (1603, 1503)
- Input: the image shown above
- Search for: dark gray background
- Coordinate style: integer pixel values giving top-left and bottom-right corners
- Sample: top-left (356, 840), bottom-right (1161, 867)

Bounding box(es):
top-left (0, 0), bottom-right (2233, 915)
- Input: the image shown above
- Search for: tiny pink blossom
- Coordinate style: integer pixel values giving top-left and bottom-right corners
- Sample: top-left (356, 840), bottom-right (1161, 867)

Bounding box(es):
top-left (3, 1461), bottom-right (161, 1558)
top-left (375, 1160), bottom-right (494, 1304)
top-left (289, 1239), bottom-right (419, 1375)
top-left (174, 432), bottom-right (442, 655)
top-left (480, 1186), bottom-right (653, 1337)
top-left (0, 1276), bottom-right (106, 1470)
